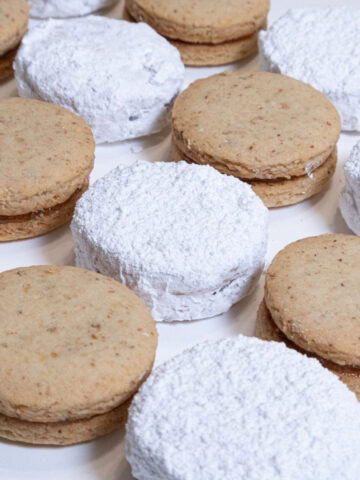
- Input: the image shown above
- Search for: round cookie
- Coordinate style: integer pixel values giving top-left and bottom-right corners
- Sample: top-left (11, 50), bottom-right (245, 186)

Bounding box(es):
top-left (172, 71), bottom-right (340, 181)
top-left (255, 300), bottom-right (360, 400)
top-left (126, 336), bottom-right (360, 480)
top-left (71, 161), bottom-right (269, 322)
top-left (0, 98), bottom-right (94, 241)
top-left (125, 0), bottom-right (270, 44)
top-left (259, 8), bottom-right (360, 132)
top-left (340, 141), bottom-right (360, 235)
top-left (0, 398), bottom-right (132, 446)
top-left (172, 142), bottom-right (337, 208)
top-left (265, 234), bottom-right (360, 367)
top-left (14, 17), bottom-right (184, 144)
top-left (0, 0), bottom-right (29, 81)
top-left (29, 0), bottom-right (117, 18)
top-left (0, 266), bottom-right (157, 427)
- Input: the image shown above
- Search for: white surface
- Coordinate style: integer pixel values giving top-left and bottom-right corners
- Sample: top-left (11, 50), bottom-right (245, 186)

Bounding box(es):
top-left (0, 0), bottom-right (359, 478)
top-left (339, 140), bottom-right (360, 234)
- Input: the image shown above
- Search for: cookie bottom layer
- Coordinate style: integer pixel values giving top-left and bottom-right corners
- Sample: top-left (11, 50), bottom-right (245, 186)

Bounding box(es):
top-left (0, 45), bottom-right (18, 81)
top-left (171, 142), bottom-right (337, 207)
top-left (0, 182), bottom-right (88, 242)
top-left (255, 300), bottom-right (360, 399)
top-left (0, 398), bottom-right (131, 446)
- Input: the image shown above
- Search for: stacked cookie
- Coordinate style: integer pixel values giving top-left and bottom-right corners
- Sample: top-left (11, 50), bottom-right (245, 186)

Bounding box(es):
top-left (0, 0), bottom-right (29, 81)
top-left (15, 16), bottom-right (184, 143)
top-left (0, 266), bottom-right (157, 445)
top-left (256, 234), bottom-right (360, 399)
top-left (125, 0), bottom-right (270, 66)
top-left (71, 161), bottom-right (269, 321)
top-left (0, 98), bottom-right (94, 241)
top-left (171, 71), bottom-right (341, 207)
top-left (126, 336), bottom-right (360, 479)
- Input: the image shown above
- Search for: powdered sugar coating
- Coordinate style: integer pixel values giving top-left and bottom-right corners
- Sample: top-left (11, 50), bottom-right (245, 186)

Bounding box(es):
top-left (29, 0), bottom-right (116, 18)
top-left (126, 336), bottom-right (360, 480)
top-left (259, 8), bottom-right (360, 131)
top-left (14, 17), bottom-right (184, 143)
top-left (71, 161), bottom-right (268, 321)
top-left (340, 141), bottom-right (360, 234)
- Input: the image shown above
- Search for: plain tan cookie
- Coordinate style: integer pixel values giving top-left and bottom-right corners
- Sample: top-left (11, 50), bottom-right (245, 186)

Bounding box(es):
top-left (125, 0), bottom-right (269, 44)
top-left (0, 98), bottom-right (94, 216)
top-left (171, 142), bottom-right (337, 208)
top-left (0, 266), bottom-right (158, 424)
top-left (172, 71), bottom-right (341, 180)
top-left (0, 183), bottom-right (88, 242)
top-left (0, 398), bottom-right (132, 446)
top-left (255, 300), bottom-right (360, 400)
top-left (0, 0), bottom-right (29, 55)
top-left (265, 234), bottom-right (360, 367)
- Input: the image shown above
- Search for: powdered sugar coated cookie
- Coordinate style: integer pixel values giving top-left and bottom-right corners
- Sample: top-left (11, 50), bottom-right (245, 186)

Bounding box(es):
top-left (126, 336), bottom-right (360, 480)
top-left (259, 8), bottom-right (360, 131)
top-left (340, 141), bottom-right (360, 235)
top-left (71, 161), bottom-right (268, 321)
top-left (14, 17), bottom-right (184, 143)
top-left (29, 0), bottom-right (116, 18)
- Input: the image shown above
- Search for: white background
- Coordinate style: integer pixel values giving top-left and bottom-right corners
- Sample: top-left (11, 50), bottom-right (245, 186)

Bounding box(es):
top-left (0, 0), bottom-right (359, 478)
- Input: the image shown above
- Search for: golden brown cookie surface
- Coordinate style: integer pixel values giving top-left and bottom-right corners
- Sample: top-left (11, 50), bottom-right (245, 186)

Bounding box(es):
top-left (0, 0), bottom-right (29, 55)
top-left (0, 266), bottom-right (157, 423)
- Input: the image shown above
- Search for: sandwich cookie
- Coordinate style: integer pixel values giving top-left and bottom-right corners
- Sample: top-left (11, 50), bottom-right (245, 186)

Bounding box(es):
top-left (0, 0), bottom-right (29, 81)
top-left (125, 0), bottom-right (270, 66)
top-left (256, 234), bottom-right (360, 398)
top-left (339, 141), bottom-right (360, 235)
top-left (71, 161), bottom-right (269, 322)
top-left (126, 336), bottom-right (360, 480)
top-left (29, 0), bottom-right (118, 18)
top-left (171, 71), bottom-right (341, 207)
top-left (0, 98), bottom-right (94, 241)
top-left (0, 266), bottom-right (157, 445)
top-left (14, 17), bottom-right (184, 143)
top-left (259, 8), bottom-right (360, 131)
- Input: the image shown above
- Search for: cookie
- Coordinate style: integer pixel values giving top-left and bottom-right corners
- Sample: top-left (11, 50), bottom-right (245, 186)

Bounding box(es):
top-left (265, 234), bottom-right (360, 367)
top-left (172, 142), bottom-right (337, 208)
top-left (0, 98), bottom-right (94, 241)
top-left (0, 266), bottom-right (157, 445)
top-left (126, 336), bottom-right (360, 480)
top-left (171, 71), bottom-right (340, 207)
top-left (29, 0), bottom-right (117, 18)
top-left (255, 300), bottom-right (360, 400)
top-left (0, 0), bottom-right (29, 81)
top-left (14, 17), bottom-right (184, 144)
top-left (125, 0), bottom-right (269, 66)
top-left (340, 141), bottom-right (360, 235)
top-left (71, 161), bottom-right (268, 322)
top-left (259, 8), bottom-right (360, 131)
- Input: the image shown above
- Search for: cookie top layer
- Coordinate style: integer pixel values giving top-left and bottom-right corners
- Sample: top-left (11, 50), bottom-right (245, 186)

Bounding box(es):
top-left (14, 17), bottom-right (184, 144)
top-left (0, 0), bottom-right (29, 55)
top-left (259, 8), bottom-right (360, 132)
top-left (29, 0), bottom-right (115, 18)
top-left (72, 161), bottom-right (268, 294)
top-left (125, 0), bottom-right (270, 43)
top-left (172, 71), bottom-right (341, 180)
top-left (0, 98), bottom-right (94, 216)
top-left (126, 336), bottom-right (360, 480)
top-left (265, 234), bottom-right (360, 367)
top-left (0, 266), bottom-right (157, 423)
